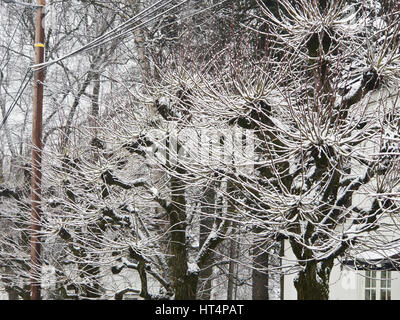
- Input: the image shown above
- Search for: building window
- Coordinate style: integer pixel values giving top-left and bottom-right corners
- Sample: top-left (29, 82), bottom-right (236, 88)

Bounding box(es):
top-left (365, 270), bottom-right (376, 300)
top-left (365, 270), bottom-right (391, 300)
top-left (380, 270), bottom-right (391, 300)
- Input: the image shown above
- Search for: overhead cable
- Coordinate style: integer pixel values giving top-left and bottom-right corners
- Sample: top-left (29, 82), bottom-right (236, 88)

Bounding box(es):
top-left (0, 70), bottom-right (32, 131)
top-left (2, 0), bottom-right (43, 9)
top-left (30, 0), bottom-right (230, 70)
top-left (31, 0), bottom-right (188, 70)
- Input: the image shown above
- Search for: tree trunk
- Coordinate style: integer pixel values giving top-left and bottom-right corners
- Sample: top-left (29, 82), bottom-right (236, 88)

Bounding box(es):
top-left (7, 288), bottom-right (19, 300)
top-left (280, 239), bottom-right (285, 300)
top-left (169, 212), bottom-right (198, 299)
top-left (252, 247), bottom-right (269, 300)
top-left (89, 71), bottom-right (100, 130)
top-left (198, 184), bottom-right (215, 300)
top-left (294, 262), bottom-right (331, 300)
top-left (227, 223), bottom-right (237, 300)
top-left (252, 224), bottom-right (269, 300)
top-left (167, 134), bottom-right (198, 300)
top-left (0, 157), bottom-right (3, 184)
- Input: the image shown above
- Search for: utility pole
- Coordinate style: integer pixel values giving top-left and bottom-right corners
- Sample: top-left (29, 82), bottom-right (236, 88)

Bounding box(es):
top-left (31, 0), bottom-right (46, 300)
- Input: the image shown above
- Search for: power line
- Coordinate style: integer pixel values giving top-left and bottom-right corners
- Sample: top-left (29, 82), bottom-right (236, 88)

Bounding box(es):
top-left (0, 70), bottom-right (32, 131)
top-left (1, 0), bottom-right (230, 129)
top-left (2, 0), bottom-right (43, 9)
top-left (1, 0), bottom-right (178, 128)
top-left (0, 1), bottom-right (34, 130)
top-left (0, 0), bottom-right (182, 129)
top-left (31, 0), bottom-right (182, 69)
top-left (89, 0), bottom-right (230, 52)
top-left (30, 0), bottom-right (197, 70)
top-left (0, 16), bottom-right (21, 74)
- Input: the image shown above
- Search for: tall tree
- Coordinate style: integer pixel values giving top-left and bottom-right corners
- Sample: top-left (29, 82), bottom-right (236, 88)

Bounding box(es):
top-left (220, 0), bottom-right (400, 299)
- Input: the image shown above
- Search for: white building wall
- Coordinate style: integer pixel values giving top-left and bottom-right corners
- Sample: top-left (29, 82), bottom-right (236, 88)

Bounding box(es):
top-left (282, 240), bottom-right (400, 300)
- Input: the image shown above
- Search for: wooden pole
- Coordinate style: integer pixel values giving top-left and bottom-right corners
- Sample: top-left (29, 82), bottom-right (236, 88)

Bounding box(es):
top-left (30, 0), bottom-right (45, 300)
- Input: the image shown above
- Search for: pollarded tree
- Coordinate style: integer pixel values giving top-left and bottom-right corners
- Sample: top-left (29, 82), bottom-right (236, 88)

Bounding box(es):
top-left (0, 0), bottom-right (248, 300)
top-left (39, 68), bottom-right (238, 299)
top-left (199, 0), bottom-right (400, 299)
top-left (35, 1), bottom-right (243, 298)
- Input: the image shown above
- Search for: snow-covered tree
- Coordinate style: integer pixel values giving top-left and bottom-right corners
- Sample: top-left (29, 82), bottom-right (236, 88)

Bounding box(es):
top-left (212, 0), bottom-right (400, 299)
top-left (2, 0), bottom-right (400, 301)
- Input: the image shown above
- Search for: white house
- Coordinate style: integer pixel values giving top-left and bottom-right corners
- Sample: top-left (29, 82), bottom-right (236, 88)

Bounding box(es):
top-left (283, 239), bottom-right (400, 300)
